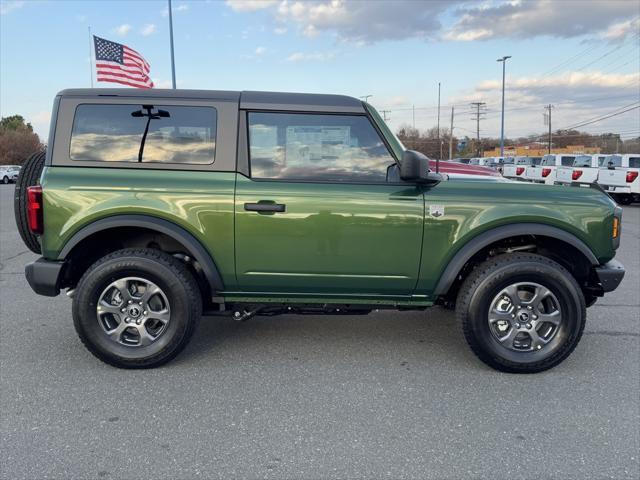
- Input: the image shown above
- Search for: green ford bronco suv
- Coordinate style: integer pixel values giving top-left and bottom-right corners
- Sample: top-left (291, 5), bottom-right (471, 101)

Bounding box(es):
top-left (17, 88), bottom-right (625, 372)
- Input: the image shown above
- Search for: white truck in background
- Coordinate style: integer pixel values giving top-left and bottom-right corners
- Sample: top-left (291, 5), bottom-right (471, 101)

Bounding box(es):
top-left (502, 156), bottom-right (542, 180)
top-left (524, 154), bottom-right (576, 184)
top-left (597, 154), bottom-right (640, 205)
top-left (555, 154), bottom-right (599, 185)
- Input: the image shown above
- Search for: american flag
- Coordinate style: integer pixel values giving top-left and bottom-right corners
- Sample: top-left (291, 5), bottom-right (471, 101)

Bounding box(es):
top-left (93, 36), bottom-right (154, 89)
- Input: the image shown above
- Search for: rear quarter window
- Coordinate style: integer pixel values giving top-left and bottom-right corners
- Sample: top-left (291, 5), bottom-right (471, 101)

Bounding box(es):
top-left (629, 157), bottom-right (640, 168)
top-left (70, 104), bottom-right (217, 164)
top-left (561, 156), bottom-right (575, 166)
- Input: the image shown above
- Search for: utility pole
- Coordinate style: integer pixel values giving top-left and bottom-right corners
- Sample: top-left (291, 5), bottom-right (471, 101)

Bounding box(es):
top-left (544, 104), bottom-right (553, 154)
top-left (412, 104), bottom-right (415, 130)
top-left (380, 110), bottom-right (390, 121)
top-left (437, 82), bottom-right (441, 159)
top-left (168, 0), bottom-right (177, 88)
top-left (449, 106), bottom-right (454, 160)
top-left (359, 95), bottom-right (372, 103)
top-left (497, 55), bottom-right (511, 156)
top-left (470, 102), bottom-right (486, 157)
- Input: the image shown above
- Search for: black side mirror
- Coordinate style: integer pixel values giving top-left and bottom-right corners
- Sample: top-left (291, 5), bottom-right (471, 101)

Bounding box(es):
top-left (400, 150), bottom-right (443, 185)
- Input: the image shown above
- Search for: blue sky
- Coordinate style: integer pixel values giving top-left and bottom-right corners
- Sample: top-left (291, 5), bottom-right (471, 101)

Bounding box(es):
top-left (1, 0), bottom-right (638, 143)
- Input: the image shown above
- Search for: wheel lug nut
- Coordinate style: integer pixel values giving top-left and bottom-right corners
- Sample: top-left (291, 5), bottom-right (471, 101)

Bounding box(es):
top-left (136, 320), bottom-right (141, 325)
top-left (511, 314), bottom-right (515, 318)
top-left (533, 315), bottom-right (538, 320)
top-left (121, 308), bottom-right (126, 313)
top-left (537, 345), bottom-right (542, 350)
top-left (143, 311), bottom-right (148, 315)
top-left (527, 305), bottom-right (533, 310)
top-left (515, 323), bottom-right (520, 328)
top-left (526, 323), bottom-right (532, 329)
top-left (128, 300), bottom-right (132, 304)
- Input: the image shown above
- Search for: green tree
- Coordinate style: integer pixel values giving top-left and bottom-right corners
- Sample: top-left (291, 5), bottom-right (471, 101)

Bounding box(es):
top-left (0, 115), bottom-right (42, 165)
top-left (0, 115), bottom-right (33, 132)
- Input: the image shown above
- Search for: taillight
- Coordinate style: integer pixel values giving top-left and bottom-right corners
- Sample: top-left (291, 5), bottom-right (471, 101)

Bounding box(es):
top-left (626, 171), bottom-right (639, 183)
top-left (542, 168), bottom-right (552, 177)
top-left (516, 167), bottom-right (525, 175)
top-left (27, 185), bottom-right (43, 234)
top-left (572, 169), bottom-right (583, 180)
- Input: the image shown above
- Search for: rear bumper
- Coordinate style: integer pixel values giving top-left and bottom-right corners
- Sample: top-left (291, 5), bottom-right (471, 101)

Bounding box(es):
top-left (594, 259), bottom-right (625, 293)
top-left (25, 258), bottom-right (64, 297)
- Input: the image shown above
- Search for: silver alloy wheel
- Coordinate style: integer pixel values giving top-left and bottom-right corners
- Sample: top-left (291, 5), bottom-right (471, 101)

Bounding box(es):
top-left (97, 277), bottom-right (171, 347)
top-left (488, 282), bottom-right (562, 352)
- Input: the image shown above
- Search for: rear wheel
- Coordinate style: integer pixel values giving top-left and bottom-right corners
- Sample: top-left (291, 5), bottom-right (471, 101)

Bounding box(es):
top-left (456, 253), bottom-right (586, 373)
top-left (2, 176), bottom-right (9, 184)
top-left (614, 194), bottom-right (632, 205)
top-left (14, 149), bottom-right (46, 253)
top-left (73, 248), bottom-right (202, 368)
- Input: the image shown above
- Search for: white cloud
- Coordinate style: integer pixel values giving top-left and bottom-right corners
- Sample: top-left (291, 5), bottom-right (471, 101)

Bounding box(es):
top-left (226, 0), bottom-right (278, 12)
top-left (76, 14), bottom-right (88, 23)
top-left (476, 71), bottom-right (639, 93)
top-left (600, 19), bottom-right (639, 41)
top-left (26, 111), bottom-right (51, 140)
top-left (141, 24), bottom-right (157, 36)
top-left (161, 3), bottom-right (189, 17)
top-left (286, 51), bottom-right (336, 62)
top-left (445, 0), bottom-right (638, 42)
top-left (113, 24), bottom-right (132, 36)
top-left (0, 1), bottom-right (24, 15)
top-left (226, 0), bottom-right (639, 44)
top-left (153, 79), bottom-right (173, 89)
top-left (273, 26), bottom-right (287, 35)
top-left (255, 46), bottom-right (267, 55)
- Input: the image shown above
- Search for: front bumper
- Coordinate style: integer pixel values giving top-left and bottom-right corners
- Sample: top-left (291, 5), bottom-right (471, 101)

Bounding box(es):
top-left (594, 259), bottom-right (625, 293)
top-left (25, 258), bottom-right (64, 297)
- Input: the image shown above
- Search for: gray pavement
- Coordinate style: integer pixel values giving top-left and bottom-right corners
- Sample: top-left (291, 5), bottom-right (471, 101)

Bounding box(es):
top-left (1, 184), bottom-right (638, 479)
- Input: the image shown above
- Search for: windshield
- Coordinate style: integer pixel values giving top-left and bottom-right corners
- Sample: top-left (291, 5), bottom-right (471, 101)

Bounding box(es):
top-left (541, 155), bottom-right (556, 166)
top-left (601, 155), bottom-right (622, 167)
top-left (573, 155), bottom-right (593, 167)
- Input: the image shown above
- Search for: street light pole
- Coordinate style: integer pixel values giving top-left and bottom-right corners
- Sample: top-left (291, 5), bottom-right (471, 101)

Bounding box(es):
top-left (359, 95), bottom-right (372, 103)
top-left (497, 55), bottom-right (511, 157)
top-left (168, 0), bottom-right (177, 89)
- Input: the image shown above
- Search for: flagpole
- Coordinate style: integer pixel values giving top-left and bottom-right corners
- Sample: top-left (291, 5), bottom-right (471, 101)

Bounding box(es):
top-left (88, 26), bottom-right (94, 87)
top-left (168, 0), bottom-right (176, 89)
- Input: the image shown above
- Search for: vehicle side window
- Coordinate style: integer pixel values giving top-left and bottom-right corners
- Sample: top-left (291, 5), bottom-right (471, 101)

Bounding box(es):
top-left (629, 157), bottom-right (640, 168)
top-left (561, 156), bottom-right (575, 166)
top-left (247, 112), bottom-right (395, 182)
top-left (70, 104), bottom-right (217, 164)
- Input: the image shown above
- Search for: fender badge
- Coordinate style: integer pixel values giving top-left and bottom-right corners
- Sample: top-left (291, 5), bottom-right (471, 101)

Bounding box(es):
top-left (429, 205), bottom-right (445, 218)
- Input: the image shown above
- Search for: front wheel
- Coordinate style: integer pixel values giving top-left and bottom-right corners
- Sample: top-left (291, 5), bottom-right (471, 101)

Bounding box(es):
top-left (73, 248), bottom-right (202, 368)
top-left (456, 253), bottom-right (585, 373)
top-left (2, 176), bottom-right (9, 184)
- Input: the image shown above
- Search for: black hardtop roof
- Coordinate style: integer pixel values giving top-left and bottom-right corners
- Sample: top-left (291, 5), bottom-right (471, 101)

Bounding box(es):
top-left (56, 88), bottom-right (364, 111)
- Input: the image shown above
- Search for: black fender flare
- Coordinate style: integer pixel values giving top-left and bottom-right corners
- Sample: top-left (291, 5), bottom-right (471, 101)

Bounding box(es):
top-left (58, 215), bottom-right (224, 293)
top-left (433, 223), bottom-right (599, 296)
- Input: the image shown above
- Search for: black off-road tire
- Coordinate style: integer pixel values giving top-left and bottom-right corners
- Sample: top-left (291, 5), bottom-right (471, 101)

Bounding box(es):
top-left (456, 253), bottom-right (586, 373)
top-left (14, 149), bottom-right (46, 254)
top-left (2, 175), bottom-right (9, 184)
top-left (73, 248), bottom-right (202, 369)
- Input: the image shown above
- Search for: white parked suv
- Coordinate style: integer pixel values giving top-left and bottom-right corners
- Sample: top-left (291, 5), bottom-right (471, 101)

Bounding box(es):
top-left (1, 165), bottom-right (21, 184)
top-left (524, 154), bottom-right (576, 184)
top-left (555, 155), bottom-right (599, 186)
top-left (597, 154), bottom-right (640, 205)
top-left (503, 156), bottom-right (541, 180)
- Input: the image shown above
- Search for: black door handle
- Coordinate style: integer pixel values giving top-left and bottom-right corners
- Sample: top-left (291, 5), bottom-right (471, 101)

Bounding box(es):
top-left (244, 202), bottom-right (286, 213)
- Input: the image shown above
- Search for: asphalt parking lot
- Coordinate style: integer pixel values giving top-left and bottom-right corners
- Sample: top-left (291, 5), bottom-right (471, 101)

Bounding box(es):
top-left (0, 184), bottom-right (638, 480)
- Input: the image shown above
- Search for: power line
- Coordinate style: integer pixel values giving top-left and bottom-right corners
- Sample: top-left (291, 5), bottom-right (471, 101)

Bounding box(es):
top-left (470, 102), bottom-right (486, 156)
top-left (562, 102), bottom-right (640, 130)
